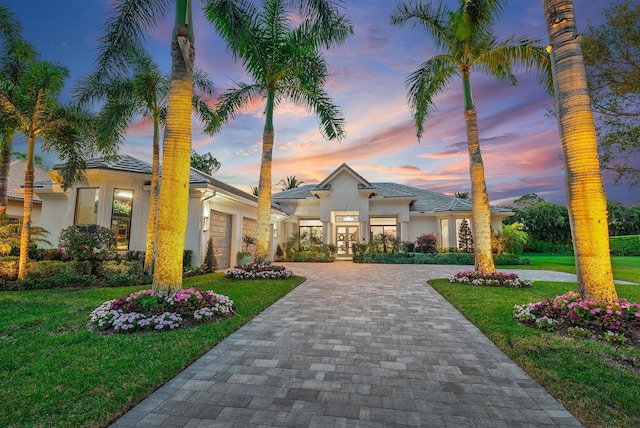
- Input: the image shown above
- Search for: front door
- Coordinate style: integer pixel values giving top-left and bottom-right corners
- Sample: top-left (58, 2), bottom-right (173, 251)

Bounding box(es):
top-left (336, 226), bottom-right (359, 257)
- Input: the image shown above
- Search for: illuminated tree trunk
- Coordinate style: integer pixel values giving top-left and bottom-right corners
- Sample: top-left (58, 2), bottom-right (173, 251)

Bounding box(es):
top-left (152, 1), bottom-right (194, 292)
top-left (17, 131), bottom-right (36, 280)
top-left (256, 89), bottom-right (275, 259)
top-left (462, 70), bottom-right (495, 273)
top-left (543, 0), bottom-right (616, 301)
top-left (144, 111), bottom-right (160, 274)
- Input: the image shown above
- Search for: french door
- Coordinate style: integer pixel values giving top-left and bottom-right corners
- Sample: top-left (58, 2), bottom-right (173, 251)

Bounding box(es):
top-left (336, 226), bottom-right (358, 257)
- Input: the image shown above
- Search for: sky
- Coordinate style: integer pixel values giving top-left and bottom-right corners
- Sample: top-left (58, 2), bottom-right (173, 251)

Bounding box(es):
top-left (7, 0), bottom-right (638, 206)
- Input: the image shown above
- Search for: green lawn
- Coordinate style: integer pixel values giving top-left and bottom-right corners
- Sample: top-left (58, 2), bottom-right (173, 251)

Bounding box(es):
top-left (497, 254), bottom-right (640, 283)
top-left (0, 273), bottom-right (304, 428)
top-left (429, 279), bottom-right (640, 428)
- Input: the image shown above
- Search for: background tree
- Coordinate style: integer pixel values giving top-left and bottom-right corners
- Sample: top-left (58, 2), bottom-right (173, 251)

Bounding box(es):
top-left (454, 191), bottom-right (469, 199)
top-left (581, 0), bottom-right (640, 186)
top-left (250, 185), bottom-right (259, 196)
top-left (457, 219), bottom-right (474, 253)
top-left (503, 194), bottom-right (572, 248)
top-left (190, 150), bottom-right (221, 174)
top-left (206, 0), bottom-right (352, 259)
top-left (279, 175), bottom-right (304, 191)
top-left (391, 0), bottom-right (552, 273)
top-left (542, 0), bottom-right (617, 301)
top-left (0, 60), bottom-right (110, 279)
top-left (0, 5), bottom-right (36, 217)
top-left (607, 200), bottom-right (640, 236)
top-left (76, 49), bottom-right (216, 274)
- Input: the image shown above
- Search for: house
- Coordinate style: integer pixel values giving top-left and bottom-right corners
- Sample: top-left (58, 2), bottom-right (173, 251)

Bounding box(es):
top-left (31, 158), bottom-right (511, 266)
top-left (33, 155), bottom-right (288, 269)
top-left (5, 159), bottom-right (49, 225)
top-left (272, 163), bottom-right (512, 259)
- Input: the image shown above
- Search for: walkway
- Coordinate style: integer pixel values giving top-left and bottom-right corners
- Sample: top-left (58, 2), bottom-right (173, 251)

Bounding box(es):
top-left (112, 263), bottom-right (583, 427)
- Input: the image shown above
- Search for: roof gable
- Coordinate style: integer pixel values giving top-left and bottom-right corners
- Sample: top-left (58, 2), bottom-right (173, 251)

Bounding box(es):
top-left (316, 163), bottom-right (373, 189)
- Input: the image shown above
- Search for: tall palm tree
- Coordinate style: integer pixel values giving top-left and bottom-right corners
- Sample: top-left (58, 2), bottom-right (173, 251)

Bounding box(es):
top-left (279, 175), bottom-right (304, 191)
top-left (205, 0), bottom-right (352, 259)
top-left (0, 5), bottom-right (36, 217)
top-left (542, 0), bottom-right (616, 301)
top-left (0, 61), bottom-right (107, 279)
top-left (391, 0), bottom-right (552, 273)
top-left (92, 0), bottom-right (348, 291)
top-left (75, 49), bottom-right (216, 275)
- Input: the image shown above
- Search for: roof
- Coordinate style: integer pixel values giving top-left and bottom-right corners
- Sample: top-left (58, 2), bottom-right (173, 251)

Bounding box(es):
top-left (8, 159), bottom-right (50, 203)
top-left (48, 154), bottom-right (272, 208)
top-left (273, 165), bottom-right (511, 214)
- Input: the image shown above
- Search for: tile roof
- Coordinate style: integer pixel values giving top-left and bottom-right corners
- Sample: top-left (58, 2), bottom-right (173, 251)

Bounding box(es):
top-left (273, 180), bottom-right (511, 214)
top-left (8, 159), bottom-right (50, 203)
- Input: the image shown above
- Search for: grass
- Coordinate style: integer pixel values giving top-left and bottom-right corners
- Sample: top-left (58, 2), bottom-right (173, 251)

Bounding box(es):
top-left (0, 273), bottom-right (304, 428)
top-left (497, 254), bottom-right (640, 283)
top-left (429, 279), bottom-right (640, 428)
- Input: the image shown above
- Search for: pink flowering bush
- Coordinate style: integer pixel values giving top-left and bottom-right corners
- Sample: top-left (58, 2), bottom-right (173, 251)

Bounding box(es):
top-left (448, 270), bottom-right (533, 288)
top-left (58, 224), bottom-right (116, 261)
top-left (514, 291), bottom-right (640, 346)
top-left (89, 287), bottom-right (234, 333)
top-left (224, 260), bottom-right (293, 280)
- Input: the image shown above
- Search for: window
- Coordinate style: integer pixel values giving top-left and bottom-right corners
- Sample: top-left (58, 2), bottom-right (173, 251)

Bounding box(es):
top-left (335, 215), bottom-right (358, 222)
top-left (370, 217), bottom-right (396, 240)
top-left (75, 188), bottom-right (99, 224)
top-left (440, 219), bottom-right (450, 249)
top-left (298, 219), bottom-right (323, 245)
top-left (111, 189), bottom-right (133, 250)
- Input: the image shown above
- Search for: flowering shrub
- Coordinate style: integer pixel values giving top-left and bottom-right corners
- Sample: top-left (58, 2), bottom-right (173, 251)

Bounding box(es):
top-left (224, 259), bottom-right (293, 280)
top-left (88, 287), bottom-right (234, 333)
top-left (415, 233), bottom-right (438, 254)
top-left (448, 270), bottom-right (533, 288)
top-left (58, 224), bottom-right (116, 261)
top-left (514, 291), bottom-right (640, 345)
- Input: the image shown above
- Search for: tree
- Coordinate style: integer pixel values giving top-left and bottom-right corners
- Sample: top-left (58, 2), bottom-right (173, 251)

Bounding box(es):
top-left (0, 5), bottom-right (36, 217)
top-left (391, 0), bottom-right (552, 273)
top-left (250, 185), bottom-right (259, 196)
top-left (190, 150), bottom-right (221, 174)
top-left (607, 200), bottom-right (640, 236)
top-left (279, 175), bottom-right (304, 191)
top-left (206, 0), bottom-right (352, 259)
top-left (75, 49), bottom-right (216, 274)
top-left (503, 194), bottom-right (571, 246)
top-left (458, 219), bottom-right (474, 253)
top-left (581, 0), bottom-right (640, 186)
top-left (90, 0), bottom-right (349, 291)
top-left (0, 61), bottom-right (109, 279)
top-left (542, 0), bottom-right (617, 301)
top-left (11, 152), bottom-right (47, 168)
top-left (454, 191), bottom-right (468, 199)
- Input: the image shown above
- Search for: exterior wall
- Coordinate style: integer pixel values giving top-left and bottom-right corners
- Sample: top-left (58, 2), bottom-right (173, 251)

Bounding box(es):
top-left (406, 215), bottom-right (438, 243)
top-left (5, 199), bottom-right (42, 226)
top-left (242, 217), bottom-right (257, 259)
top-left (319, 171), bottom-right (370, 222)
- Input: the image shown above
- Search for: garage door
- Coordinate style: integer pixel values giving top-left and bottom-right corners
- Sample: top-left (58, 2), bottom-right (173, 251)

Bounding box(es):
top-left (210, 210), bottom-right (232, 269)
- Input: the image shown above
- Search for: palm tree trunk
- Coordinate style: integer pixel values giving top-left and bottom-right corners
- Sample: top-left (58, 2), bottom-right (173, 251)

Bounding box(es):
top-left (144, 111), bottom-right (160, 274)
top-left (0, 134), bottom-right (13, 217)
top-left (17, 133), bottom-right (35, 280)
top-left (152, 1), bottom-right (194, 292)
top-left (462, 71), bottom-right (495, 273)
top-left (256, 89), bottom-right (275, 259)
top-left (543, 0), bottom-right (616, 301)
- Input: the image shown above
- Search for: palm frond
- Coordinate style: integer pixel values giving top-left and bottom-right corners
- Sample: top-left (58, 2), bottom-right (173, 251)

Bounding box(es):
top-left (391, 1), bottom-right (455, 53)
top-left (208, 82), bottom-right (265, 133)
top-left (405, 55), bottom-right (458, 140)
top-left (93, 0), bottom-right (171, 80)
top-left (284, 84), bottom-right (345, 141)
top-left (0, 4), bottom-right (23, 46)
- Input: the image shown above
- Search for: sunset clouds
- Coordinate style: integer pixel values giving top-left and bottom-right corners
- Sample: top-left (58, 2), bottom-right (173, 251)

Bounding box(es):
top-left (10, 0), bottom-right (637, 206)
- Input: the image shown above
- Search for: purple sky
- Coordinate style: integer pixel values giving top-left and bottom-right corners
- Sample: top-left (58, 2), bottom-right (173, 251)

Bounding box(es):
top-left (9, 0), bottom-right (638, 206)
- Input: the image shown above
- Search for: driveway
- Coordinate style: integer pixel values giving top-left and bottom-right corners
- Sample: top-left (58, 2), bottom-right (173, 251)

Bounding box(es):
top-left (112, 263), bottom-right (582, 427)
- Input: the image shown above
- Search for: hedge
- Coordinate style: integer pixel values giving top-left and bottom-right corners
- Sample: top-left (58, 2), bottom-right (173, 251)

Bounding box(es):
top-left (610, 235), bottom-right (640, 256)
top-left (353, 252), bottom-right (530, 265)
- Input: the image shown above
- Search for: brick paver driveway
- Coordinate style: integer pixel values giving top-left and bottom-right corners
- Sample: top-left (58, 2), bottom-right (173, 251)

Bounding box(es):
top-left (112, 263), bottom-right (582, 427)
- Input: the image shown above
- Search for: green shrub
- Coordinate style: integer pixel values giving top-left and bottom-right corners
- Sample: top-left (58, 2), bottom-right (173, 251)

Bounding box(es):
top-left (609, 235), bottom-right (640, 256)
top-left (494, 254), bottom-right (531, 265)
top-left (23, 260), bottom-right (92, 279)
top-left (58, 224), bottom-right (116, 261)
top-left (183, 249), bottom-right (193, 269)
top-left (0, 260), bottom-right (93, 290)
top-left (415, 233), bottom-right (437, 253)
top-left (42, 249), bottom-right (63, 261)
top-left (95, 260), bottom-right (149, 287)
top-left (204, 238), bottom-right (216, 273)
top-left (0, 259), bottom-right (18, 280)
top-left (524, 240), bottom-right (571, 254)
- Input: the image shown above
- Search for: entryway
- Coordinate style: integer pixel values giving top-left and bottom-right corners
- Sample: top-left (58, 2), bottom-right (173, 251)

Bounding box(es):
top-left (336, 225), bottom-right (358, 258)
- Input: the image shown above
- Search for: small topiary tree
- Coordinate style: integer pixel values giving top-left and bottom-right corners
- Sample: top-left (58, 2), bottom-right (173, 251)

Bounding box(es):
top-left (58, 224), bottom-right (116, 261)
top-left (415, 233), bottom-right (438, 253)
top-left (458, 219), bottom-right (474, 253)
top-left (204, 237), bottom-right (216, 273)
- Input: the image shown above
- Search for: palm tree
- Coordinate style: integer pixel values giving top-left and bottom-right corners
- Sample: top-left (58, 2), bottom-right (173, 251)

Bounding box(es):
top-left (279, 175), bottom-right (304, 191)
top-left (0, 61), bottom-right (108, 279)
top-left (75, 49), bottom-right (216, 275)
top-left (92, 0), bottom-right (348, 291)
top-left (205, 0), bottom-right (352, 259)
top-left (454, 191), bottom-right (469, 200)
top-left (542, 0), bottom-right (616, 301)
top-left (391, 0), bottom-right (552, 273)
top-left (0, 5), bottom-right (36, 217)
